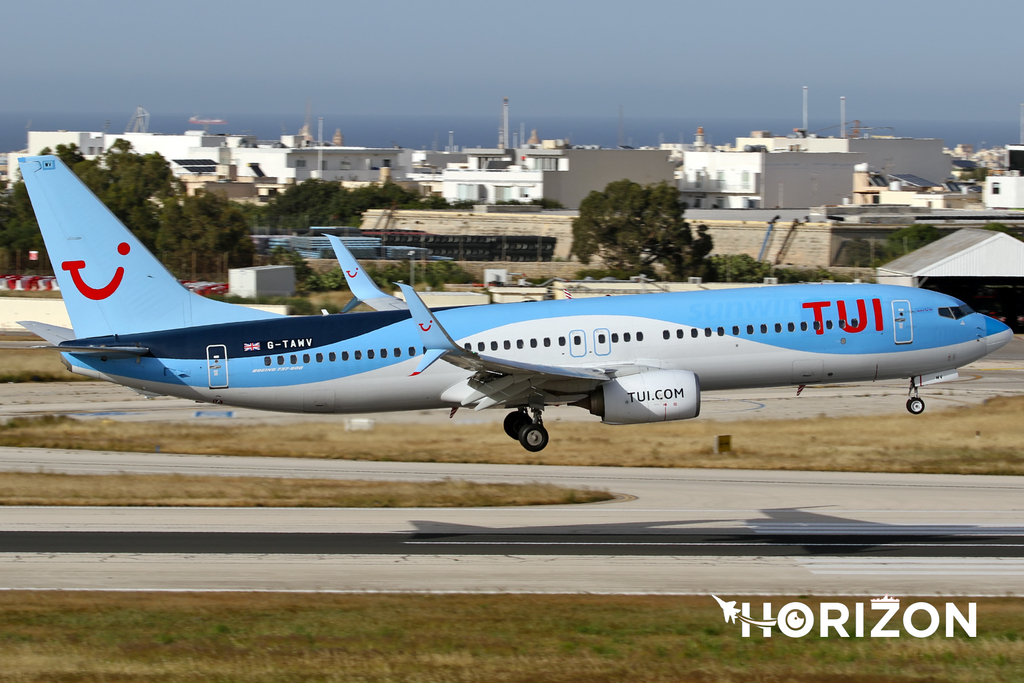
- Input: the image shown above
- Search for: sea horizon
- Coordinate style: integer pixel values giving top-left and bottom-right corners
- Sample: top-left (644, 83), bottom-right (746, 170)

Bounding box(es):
top-left (1, 110), bottom-right (1019, 158)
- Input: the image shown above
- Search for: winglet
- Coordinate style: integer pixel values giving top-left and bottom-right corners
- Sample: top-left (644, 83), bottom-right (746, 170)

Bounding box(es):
top-left (397, 284), bottom-right (468, 376)
top-left (397, 284), bottom-right (462, 352)
top-left (326, 235), bottom-right (408, 312)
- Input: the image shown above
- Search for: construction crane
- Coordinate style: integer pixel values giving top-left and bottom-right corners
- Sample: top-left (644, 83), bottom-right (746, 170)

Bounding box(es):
top-left (124, 106), bottom-right (150, 134)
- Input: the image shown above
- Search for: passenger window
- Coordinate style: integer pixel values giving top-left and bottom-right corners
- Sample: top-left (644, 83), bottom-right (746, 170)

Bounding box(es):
top-left (704, 327), bottom-right (712, 337)
top-left (676, 329), bottom-right (684, 339)
top-left (380, 349), bottom-right (387, 358)
top-left (504, 340), bottom-right (511, 350)
top-left (623, 333), bottom-right (631, 342)
top-left (491, 341), bottom-right (498, 351)
top-left (813, 321), bottom-right (821, 331)
top-left (316, 353), bottom-right (323, 362)
top-left (760, 324), bottom-right (768, 334)
top-left (290, 354), bottom-right (297, 364)
top-left (354, 350), bottom-right (362, 360)
top-left (839, 319), bottom-right (847, 329)
top-left (530, 339), bottom-right (537, 348)
top-left (663, 330), bottom-right (670, 340)
top-left (826, 320), bottom-right (834, 330)
top-left (787, 322), bottom-right (795, 332)
top-left (303, 354), bottom-right (310, 363)
top-left (800, 322), bottom-right (808, 331)
top-left (611, 333), bottom-right (619, 343)
top-left (850, 318), bottom-right (858, 328)
top-left (573, 335), bottom-right (581, 345)
top-left (747, 325), bottom-right (754, 334)
top-left (544, 338), bottom-right (551, 347)
top-left (464, 343), bottom-right (471, 351)
top-left (395, 348), bottom-right (401, 357)
top-left (637, 332), bottom-right (644, 341)
top-left (409, 346), bottom-right (416, 357)
top-left (277, 356), bottom-right (284, 365)
top-left (333, 352), bottom-right (340, 361)
top-left (732, 326), bottom-right (739, 335)
top-left (264, 357), bottom-right (271, 366)
top-left (690, 329), bottom-right (698, 338)
top-left (717, 327), bottom-right (724, 336)
top-left (367, 349), bottom-right (375, 359)
top-left (516, 340), bottom-right (524, 349)
top-left (478, 342), bottom-right (485, 351)
top-left (598, 334), bottom-right (606, 344)
top-left (774, 323), bottom-right (782, 333)
top-left (559, 336), bottom-right (566, 346)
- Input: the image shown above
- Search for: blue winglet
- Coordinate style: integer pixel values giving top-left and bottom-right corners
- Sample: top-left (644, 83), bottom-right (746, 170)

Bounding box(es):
top-left (411, 348), bottom-right (448, 376)
top-left (396, 284), bottom-right (462, 352)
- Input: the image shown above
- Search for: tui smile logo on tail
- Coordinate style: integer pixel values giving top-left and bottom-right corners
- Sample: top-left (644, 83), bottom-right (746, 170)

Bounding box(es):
top-left (61, 242), bottom-right (130, 300)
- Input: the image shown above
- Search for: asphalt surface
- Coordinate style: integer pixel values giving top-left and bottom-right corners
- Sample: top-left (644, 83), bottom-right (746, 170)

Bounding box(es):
top-left (0, 336), bottom-right (1020, 594)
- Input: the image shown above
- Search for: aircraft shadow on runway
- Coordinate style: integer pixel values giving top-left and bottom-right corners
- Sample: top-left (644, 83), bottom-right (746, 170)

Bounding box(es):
top-left (405, 507), bottom-right (1024, 557)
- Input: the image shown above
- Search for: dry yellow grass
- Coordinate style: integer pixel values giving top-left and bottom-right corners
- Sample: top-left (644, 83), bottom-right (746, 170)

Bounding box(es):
top-left (0, 591), bottom-right (1020, 682)
top-left (0, 471), bottom-right (611, 507)
top-left (0, 347), bottom-right (87, 382)
top-left (4, 396), bottom-right (1024, 474)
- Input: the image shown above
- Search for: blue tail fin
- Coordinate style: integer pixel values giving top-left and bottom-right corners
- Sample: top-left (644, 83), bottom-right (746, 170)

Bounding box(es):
top-left (18, 155), bottom-right (281, 338)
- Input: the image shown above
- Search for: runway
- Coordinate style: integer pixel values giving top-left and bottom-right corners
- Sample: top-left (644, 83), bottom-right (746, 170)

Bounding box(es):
top-left (3, 447), bottom-right (1024, 594)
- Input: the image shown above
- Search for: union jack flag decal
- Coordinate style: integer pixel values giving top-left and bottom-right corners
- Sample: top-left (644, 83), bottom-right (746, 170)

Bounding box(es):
top-left (243, 342), bottom-right (260, 352)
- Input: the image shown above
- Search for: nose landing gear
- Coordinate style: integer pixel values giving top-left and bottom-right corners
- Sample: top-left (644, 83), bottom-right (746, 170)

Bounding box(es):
top-left (505, 406), bottom-right (549, 451)
top-left (906, 378), bottom-right (925, 415)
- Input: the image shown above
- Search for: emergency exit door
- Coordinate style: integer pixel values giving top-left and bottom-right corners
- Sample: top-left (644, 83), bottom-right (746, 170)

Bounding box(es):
top-left (206, 344), bottom-right (229, 389)
top-left (891, 300), bottom-right (913, 344)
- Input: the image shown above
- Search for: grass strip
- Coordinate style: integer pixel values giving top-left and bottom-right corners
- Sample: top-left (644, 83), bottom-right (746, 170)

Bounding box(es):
top-left (4, 396), bottom-right (1024, 474)
top-left (0, 471), bottom-right (611, 507)
top-left (0, 348), bottom-right (89, 382)
top-left (0, 592), bottom-right (1019, 682)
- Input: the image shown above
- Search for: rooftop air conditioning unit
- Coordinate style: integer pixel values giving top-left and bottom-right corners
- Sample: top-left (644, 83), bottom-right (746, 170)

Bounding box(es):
top-left (687, 277), bottom-right (702, 285)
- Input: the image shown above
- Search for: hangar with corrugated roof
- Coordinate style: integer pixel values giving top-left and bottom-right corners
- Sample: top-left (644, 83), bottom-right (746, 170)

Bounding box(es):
top-left (876, 228), bottom-right (1024, 330)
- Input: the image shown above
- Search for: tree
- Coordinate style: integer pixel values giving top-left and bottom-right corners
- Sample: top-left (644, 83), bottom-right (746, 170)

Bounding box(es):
top-left (572, 180), bottom-right (712, 279)
top-left (157, 191), bottom-right (255, 278)
top-left (884, 224), bottom-right (941, 260)
top-left (707, 254), bottom-right (772, 282)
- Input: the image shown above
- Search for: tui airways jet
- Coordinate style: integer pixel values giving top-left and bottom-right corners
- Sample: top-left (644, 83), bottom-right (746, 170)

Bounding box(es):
top-left (16, 155), bottom-right (1014, 451)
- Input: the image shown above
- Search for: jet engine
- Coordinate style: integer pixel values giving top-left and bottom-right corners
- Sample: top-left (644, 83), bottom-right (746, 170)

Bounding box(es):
top-left (576, 370), bottom-right (701, 424)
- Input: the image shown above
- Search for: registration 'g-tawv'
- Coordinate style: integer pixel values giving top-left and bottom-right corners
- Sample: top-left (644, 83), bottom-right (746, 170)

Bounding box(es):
top-left (17, 156), bottom-right (1014, 451)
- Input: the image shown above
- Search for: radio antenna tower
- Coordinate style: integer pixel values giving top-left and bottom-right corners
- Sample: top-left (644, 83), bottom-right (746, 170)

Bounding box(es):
top-left (124, 106), bottom-right (150, 133)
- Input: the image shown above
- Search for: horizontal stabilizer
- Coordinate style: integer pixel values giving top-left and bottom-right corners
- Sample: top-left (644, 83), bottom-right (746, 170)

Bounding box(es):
top-left (17, 321), bottom-right (75, 345)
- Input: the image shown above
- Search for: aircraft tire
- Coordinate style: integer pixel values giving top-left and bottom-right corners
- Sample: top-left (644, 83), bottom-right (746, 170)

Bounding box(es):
top-left (504, 411), bottom-right (531, 440)
top-left (906, 397), bottom-right (925, 415)
top-left (518, 423), bottom-right (549, 452)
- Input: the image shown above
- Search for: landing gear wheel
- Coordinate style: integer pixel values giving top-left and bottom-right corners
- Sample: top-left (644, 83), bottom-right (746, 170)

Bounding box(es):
top-left (503, 411), bottom-right (531, 440)
top-left (518, 423), bottom-right (549, 452)
top-left (906, 397), bottom-right (925, 415)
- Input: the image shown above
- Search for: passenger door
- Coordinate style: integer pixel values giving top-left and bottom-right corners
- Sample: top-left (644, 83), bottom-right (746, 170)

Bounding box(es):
top-left (891, 300), bottom-right (913, 344)
top-left (206, 344), bottom-right (229, 389)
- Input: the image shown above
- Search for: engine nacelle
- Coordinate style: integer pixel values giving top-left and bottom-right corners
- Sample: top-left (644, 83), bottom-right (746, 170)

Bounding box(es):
top-left (580, 370), bottom-right (701, 425)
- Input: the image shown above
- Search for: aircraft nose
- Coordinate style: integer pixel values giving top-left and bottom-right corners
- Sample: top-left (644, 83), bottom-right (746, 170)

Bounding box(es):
top-left (983, 315), bottom-right (1013, 353)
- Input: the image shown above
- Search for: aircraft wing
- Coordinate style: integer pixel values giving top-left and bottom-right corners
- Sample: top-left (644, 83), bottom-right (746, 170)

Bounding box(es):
top-left (326, 235), bottom-right (409, 312)
top-left (397, 283), bottom-right (609, 399)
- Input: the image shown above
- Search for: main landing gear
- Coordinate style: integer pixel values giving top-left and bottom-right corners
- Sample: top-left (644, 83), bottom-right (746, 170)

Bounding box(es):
top-left (906, 378), bottom-right (925, 415)
top-left (503, 407), bottom-right (549, 452)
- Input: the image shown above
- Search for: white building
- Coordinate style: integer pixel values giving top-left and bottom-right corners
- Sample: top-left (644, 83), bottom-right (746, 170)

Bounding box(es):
top-left (983, 144), bottom-right (1024, 210)
top-left (679, 150), bottom-right (866, 208)
top-left (441, 147), bottom-right (675, 208)
top-left (7, 129), bottom-right (410, 186)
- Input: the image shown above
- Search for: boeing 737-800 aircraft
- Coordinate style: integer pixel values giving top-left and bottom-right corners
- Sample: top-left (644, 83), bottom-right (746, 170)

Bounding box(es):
top-left (16, 155), bottom-right (1014, 451)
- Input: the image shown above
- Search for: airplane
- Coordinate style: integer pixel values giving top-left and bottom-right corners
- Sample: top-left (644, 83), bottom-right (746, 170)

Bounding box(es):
top-left (711, 595), bottom-right (741, 624)
top-left (15, 155), bottom-right (1014, 452)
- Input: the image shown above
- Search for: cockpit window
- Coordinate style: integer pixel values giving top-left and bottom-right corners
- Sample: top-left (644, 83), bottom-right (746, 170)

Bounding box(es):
top-left (939, 305), bottom-right (974, 320)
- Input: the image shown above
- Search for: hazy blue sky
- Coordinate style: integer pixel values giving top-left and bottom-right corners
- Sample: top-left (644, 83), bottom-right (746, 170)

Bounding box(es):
top-left (4, 0), bottom-right (1022, 125)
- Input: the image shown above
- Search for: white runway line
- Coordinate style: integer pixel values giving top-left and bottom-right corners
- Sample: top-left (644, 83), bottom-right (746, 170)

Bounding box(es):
top-left (799, 557), bottom-right (1024, 576)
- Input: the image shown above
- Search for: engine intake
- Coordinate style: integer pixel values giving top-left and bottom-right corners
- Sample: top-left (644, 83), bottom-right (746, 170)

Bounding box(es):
top-left (579, 370), bottom-right (701, 424)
